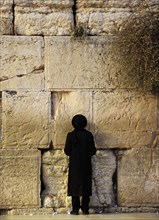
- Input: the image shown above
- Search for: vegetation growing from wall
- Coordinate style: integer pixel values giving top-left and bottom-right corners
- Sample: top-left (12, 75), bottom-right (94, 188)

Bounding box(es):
top-left (112, 11), bottom-right (159, 94)
top-left (73, 25), bottom-right (86, 38)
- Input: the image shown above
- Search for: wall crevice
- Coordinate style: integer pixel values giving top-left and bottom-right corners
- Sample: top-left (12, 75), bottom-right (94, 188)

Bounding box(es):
top-left (112, 148), bottom-right (129, 207)
top-left (0, 209), bottom-right (12, 215)
top-left (112, 149), bottom-right (118, 207)
top-left (72, 0), bottom-right (77, 28)
top-left (12, 0), bottom-right (15, 35)
top-left (0, 92), bottom-right (2, 141)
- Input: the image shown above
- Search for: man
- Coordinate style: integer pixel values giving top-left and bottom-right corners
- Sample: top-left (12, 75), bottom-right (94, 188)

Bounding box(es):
top-left (64, 114), bottom-right (96, 215)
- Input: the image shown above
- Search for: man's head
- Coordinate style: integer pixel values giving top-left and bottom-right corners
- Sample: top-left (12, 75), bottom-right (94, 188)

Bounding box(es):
top-left (72, 114), bottom-right (87, 129)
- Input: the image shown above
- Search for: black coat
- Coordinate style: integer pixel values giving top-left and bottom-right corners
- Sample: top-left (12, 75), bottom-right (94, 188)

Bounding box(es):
top-left (64, 129), bottom-right (96, 196)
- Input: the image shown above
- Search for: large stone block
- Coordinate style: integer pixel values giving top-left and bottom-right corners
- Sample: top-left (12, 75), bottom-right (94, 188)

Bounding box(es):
top-left (93, 91), bottom-right (157, 148)
top-left (45, 36), bottom-right (119, 90)
top-left (0, 0), bottom-right (13, 35)
top-left (118, 146), bottom-right (159, 206)
top-left (2, 91), bottom-right (50, 148)
top-left (0, 149), bottom-right (41, 208)
top-left (0, 36), bottom-right (44, 91)
top-left (50, 91), bottom-right (92, 148)
top-left (42, 149), bottom-right (116, 209)
top-left (14, 0), bottom-right (74, 35)
top-left (76, 0), bottom-right (159, 35)
top-left (0, 92), bottom-right (2, 142)
top-left (91, 150), bottom-right (116, 207)
top-left (41, 150), bottom-right (70, 208)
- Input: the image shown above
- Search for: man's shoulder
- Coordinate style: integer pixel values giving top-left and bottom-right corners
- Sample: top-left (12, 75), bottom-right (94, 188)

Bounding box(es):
top-left (67, 129), bottom-right (93, 136)
top-left (84, 129), bottom-right (93, 136)
top-left (67, 130), bottom-right (74, 136)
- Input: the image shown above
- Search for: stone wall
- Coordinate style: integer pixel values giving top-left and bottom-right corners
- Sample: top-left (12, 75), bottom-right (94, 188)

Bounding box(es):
top-left (0, 92), bottom-right (2, 141)
top-left (0, 0), bottom-right (159, 215)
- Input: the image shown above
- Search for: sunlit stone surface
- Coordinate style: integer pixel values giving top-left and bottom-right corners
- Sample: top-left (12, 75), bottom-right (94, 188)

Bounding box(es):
top-left (1, 0), bottom-right (159, 214)
top-left (0, 149), bottom-right (41, 208)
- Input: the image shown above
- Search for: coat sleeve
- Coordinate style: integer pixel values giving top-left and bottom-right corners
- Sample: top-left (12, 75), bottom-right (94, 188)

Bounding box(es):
top-left (64, 133), bottom-right (72, 156)
top-left (89, 133), bottom-right (96, 156)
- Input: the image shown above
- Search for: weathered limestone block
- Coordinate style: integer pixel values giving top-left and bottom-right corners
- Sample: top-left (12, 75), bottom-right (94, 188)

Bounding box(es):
top-left (0, 0), bottom-right (13, 35)
top-left (2, 91), bottom-right (50, 149)
top-left (50, 91), bottom-right (92, 148)
top-left (14, 0), bottom-right (74, 35)
top-left (0, 93), bottom-right (2, 142)
top-left (0, 36), bottom-right (44, 91)
top-left (41, 150), bottom-right (70, 208)
top-left (1, 74), bottom-right (44, 91)
top-left (42, 149), bottom-right (116, 209)
top-left (6, 208), bottom-right (54, 215)
top-left (45, 36), bottom-right (119, 90)
top-left (91, 150), bottom-right (116, 207)
top-left (93, 91), bottom-right (157, 148)
top-left (118, 146), bottom-right (159, 206)
top-left (0, 149), bottom-right (41, 208)
top-left (76, 0), bottom-right (159, 35)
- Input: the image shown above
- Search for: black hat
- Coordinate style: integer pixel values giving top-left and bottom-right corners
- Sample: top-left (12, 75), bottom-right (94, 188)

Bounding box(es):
top-left (72, 114), bottom-right (87, 129)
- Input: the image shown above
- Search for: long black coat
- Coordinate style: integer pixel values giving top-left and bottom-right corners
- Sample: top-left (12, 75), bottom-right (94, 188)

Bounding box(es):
top-left (64, 129), bottom-right (96, 196)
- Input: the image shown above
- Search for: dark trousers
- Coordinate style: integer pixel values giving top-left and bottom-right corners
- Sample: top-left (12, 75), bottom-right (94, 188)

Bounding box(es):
top-left (72, 196), bottom-right (90, 212)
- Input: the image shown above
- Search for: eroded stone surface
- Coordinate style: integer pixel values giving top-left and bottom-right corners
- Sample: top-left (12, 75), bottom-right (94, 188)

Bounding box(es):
top-left (0, 74), bottom-right (44, 91)
top-left (14, 0), bottom-right (74, 35)
top-left (0, 92), bottom-right (2, 141)
top-left (76, 0), bottom-right (159, 35)
top-left (0, 0), bottom-right (13, 34)
top-left (118, 146), bottom-right (159, 206)
top-left (0, 149), bottom-right (41, 208)
top-left (2, 91), bottom-right (50, 148)
top-left (45, 36), bottom-right (119, 90)
top-left (41, 150), bottom-right (70, 208)
top-left (50, 91), bottom-right (92, 148)
top-left (93, 91), bottom-right (157, 148)
top-left (42, 149), bottom-right (116, 209)
top-left (0, 36), bottom-right (44, 91)
top-left (91, 150), bottom-right (116, 207)
top-left (1, 0), bottom-right (159, 212)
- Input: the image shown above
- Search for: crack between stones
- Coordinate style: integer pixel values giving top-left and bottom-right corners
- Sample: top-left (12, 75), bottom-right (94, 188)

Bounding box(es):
top-left (12, 0), bottom-right (15, 35)
top-left (39, 148), bottom-right (48, 208)
top-left (73, 0), bottom-right (77, 28)
top-left (112, 149), bottom-right (118, 207)
top-left (112, 148), bottom-right (129, 207)
top-left (0, 92), bottom-right (2, 142)
top-left (5, 91), bottom-right (17, 96)
top-left (0, 209), bottom-right (12, 215)
top-left (0, 66), bottom-right (44, 82)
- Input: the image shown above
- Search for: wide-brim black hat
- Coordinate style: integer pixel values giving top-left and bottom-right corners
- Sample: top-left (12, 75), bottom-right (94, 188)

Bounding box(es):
top-left (72, 114), bottom-right (87, 129)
